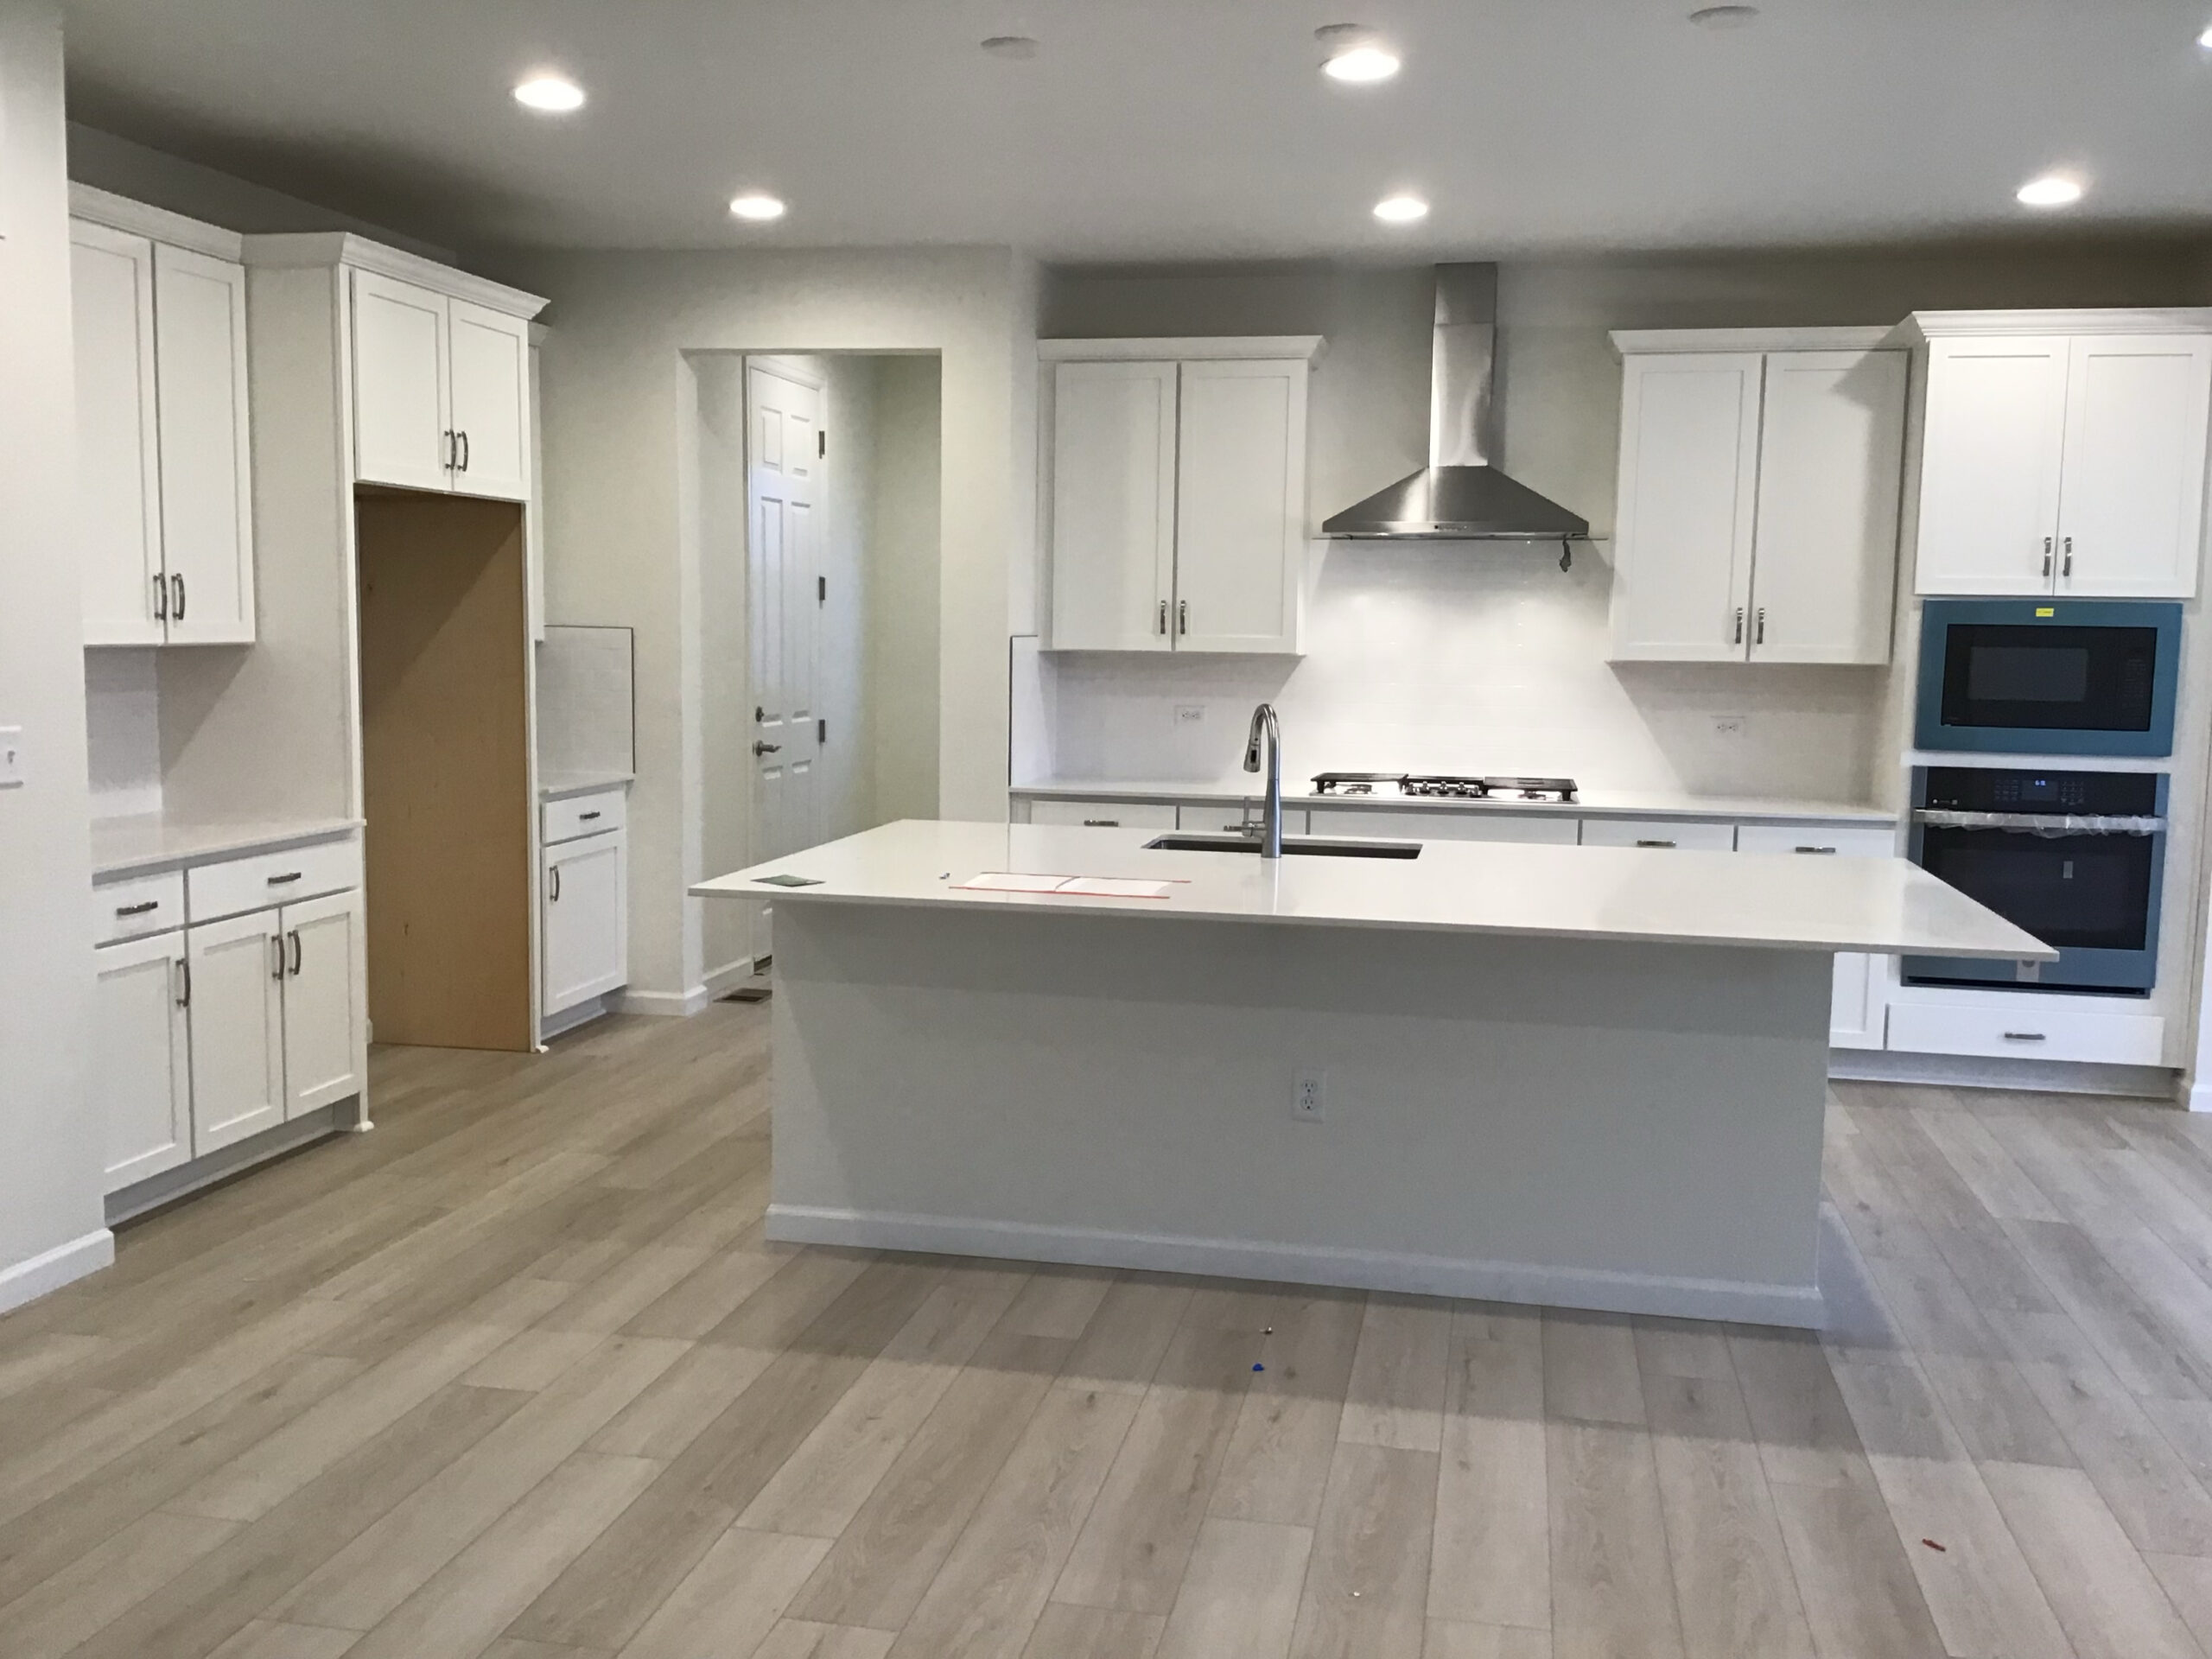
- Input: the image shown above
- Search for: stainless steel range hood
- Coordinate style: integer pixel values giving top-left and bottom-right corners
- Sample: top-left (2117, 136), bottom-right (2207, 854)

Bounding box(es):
top-left (1320, 264), bottom-right (1588, 542)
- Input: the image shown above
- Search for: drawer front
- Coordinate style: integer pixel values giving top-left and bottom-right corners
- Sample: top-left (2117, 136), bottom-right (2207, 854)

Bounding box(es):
top-left (1183, 804), bottom-right (1310, 837)
top-left (188, 836), bottom-right (362, 924)
top-left (1027, 798), bottom-right (1177, 830)
top-left (1307, 808), bottom-right (1577, 845)
top-left (543, 788), bottom-right (628, 845)
top-left (1736, 823), bottom-right (1896, 859)
top-left (1580, 817), bottom-right (1737, 852)
top-left (94, 869), bottom-right (187, 945)
top-left (1885, 999), bottom-right (2165, 1066)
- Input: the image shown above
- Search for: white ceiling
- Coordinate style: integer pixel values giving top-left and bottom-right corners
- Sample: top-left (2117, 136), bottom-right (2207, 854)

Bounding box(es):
top-left (59, 0), bottom-right (2212, 259)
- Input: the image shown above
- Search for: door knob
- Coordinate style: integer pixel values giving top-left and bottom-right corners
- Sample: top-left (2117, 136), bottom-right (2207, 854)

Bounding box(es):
top-left (753, 741), bottom-right (782, 755)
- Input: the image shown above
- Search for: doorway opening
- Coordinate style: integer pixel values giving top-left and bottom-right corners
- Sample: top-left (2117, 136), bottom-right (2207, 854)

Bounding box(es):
top-left (692, 352), bottom-right (944, 993)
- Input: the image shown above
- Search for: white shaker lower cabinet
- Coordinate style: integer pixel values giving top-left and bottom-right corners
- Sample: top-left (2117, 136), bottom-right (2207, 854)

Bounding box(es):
top-left (1737, 823), bottom-right (1897, 1050)
top-left (1308, 808), bottom-right (1580, 845)
top-left (280, 889), bottom-right (366, 1116)
top-left (1580, 817), bottom-right (1737, 851)
top-left (187, 909), bottom-right (289, 1154)
top-left (543, 828), bottom-right (628, 1016)
top-left (93, 931), bottom-right (194, 1189)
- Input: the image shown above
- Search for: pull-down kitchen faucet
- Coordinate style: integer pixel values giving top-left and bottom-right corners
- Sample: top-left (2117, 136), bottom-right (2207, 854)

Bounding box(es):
top-left (1243, 703), bottom-right (1284, 859)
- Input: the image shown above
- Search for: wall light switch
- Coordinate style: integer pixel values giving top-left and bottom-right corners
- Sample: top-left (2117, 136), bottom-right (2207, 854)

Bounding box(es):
top-left (1175, 704), bottom-right (1205, 727)
top-left (1710, 714), bottom-right (1747, 741)
top-left (0, 726), bottom-right (22, 789)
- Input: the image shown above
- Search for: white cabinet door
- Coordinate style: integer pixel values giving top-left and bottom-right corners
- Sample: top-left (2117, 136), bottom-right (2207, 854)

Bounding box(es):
top-left (1608, 353), bottom-right (1763, 661)
top-left (1307, 808), bottom-right (1580, 845)
top-left (187, 909), bottom-right (286, 1154)
top-left (352, 270), bottom-right (451, 492)
top-left (94, 931), bottom-right (193, 1192)
top-left (1737, 823), bottom-right (1897, 1049)
top-left (280, 889), bottom-right (364, 1116)
top-left (1173, 359), bottom-right (1306, 653)
top-left (1747, 351), bottom-right (1905, 664)
top-left (543, 830), bottom-right (627, 1015)
top-left (1026, 798), bottom-right (1178, 830)
top-left (1049, 361), bottom-right (1177, 652)
top-left (2056, 334), bottom-right (2211, 599)
top-left (153, 244), bottom-right (256, 645)
top-left (1914, 337), bottom-right (2069, 595)
top-left (447, 299), bottom-right (531, 502)
top-left (72, 219), bottom-right (164, 645)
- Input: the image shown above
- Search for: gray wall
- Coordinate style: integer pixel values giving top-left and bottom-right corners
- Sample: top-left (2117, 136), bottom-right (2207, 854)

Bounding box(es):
top-left (870, 356), bottom-right (944, 823)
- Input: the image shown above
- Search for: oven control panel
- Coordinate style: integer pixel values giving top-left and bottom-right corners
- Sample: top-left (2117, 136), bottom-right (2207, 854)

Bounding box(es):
top-left (1921, 766), bottom-right (2158, 815)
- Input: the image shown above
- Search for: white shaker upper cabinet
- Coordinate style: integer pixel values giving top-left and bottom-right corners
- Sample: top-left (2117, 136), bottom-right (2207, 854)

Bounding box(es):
top-left (352, 270), bottom-right (452, 493)
top-left (1050, 360), bottom-right (1178, 652)
top-left (1747, 350), bottom-right (1907, 664)
top-left (153, 244), bottom-right (256, 644)
top-left (1608, 353), bottom-right (1763, 661)
top-left (1914, 336), bottom-right (2072, 595)
top-left (446, 299), bottom-right (531, 502)
top-left (72, 220), bottom-right (164, 646)
top-left (1174, 358), bottom-right (1306, 654)
top-left (2055, 334), bottom-right (2212, 598)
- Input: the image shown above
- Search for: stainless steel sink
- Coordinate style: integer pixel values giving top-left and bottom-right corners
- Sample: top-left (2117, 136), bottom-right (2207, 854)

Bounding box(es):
top-left (1144, 833), bottom-right (1421, 860)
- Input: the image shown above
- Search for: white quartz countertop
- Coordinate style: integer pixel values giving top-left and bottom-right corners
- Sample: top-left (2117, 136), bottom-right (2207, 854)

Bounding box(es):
top-left (694, 819), bottom-right (2048, 959)
top-left (1011, 779), bottom-right (1894, 825)
top-left (539, 770), bottom-right (634, 802)
top-left (92, 815), bottom-right (361, 880)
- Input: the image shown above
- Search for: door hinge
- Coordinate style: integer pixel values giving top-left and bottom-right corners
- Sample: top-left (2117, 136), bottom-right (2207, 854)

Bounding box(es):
top-left (817, 717), bottom-right (827, 745)
top-left (817, 429), bottom-right (826, 459)
top-left (817, 575), bottom-right (827, 603)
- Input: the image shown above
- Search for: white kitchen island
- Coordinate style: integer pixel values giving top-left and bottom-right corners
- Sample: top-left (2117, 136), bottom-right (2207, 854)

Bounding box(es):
top-left (694, 820), bottom-right (2045, 1327)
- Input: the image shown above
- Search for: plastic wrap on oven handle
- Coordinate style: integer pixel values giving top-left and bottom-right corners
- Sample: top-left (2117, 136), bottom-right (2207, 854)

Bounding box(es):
top-left (1912, 810), bottom-right (2166, 837)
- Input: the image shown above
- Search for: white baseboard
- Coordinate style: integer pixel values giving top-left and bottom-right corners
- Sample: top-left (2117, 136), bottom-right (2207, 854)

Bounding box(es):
top-left (766, 1204), bottom-right (1825, 1329)
top-left (0, 1228), bottom-right (115, 1315)
top-left (105, 1100), bottom-right (353, 1225)
top-left (702, 957), bottom-right (760, 1000)
top-left (616, 985), bottom-right (712, 1019)
top-left (1830, 1046), bottom-right (2177, 1101)
top-left (2188, 1080), bottom-right (2212, 1115)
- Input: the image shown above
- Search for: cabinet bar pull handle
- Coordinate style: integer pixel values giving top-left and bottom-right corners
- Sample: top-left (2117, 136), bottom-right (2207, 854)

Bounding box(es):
top-left (1732, 607), bottom-right (1744, 645)
top-left (550, 867), bottom-right (561, 902)
top-left (289, 929), bottom-right (302, 976)
top-left (2001, 1031), bottom-right (2046, 1041)
top-left (1794, 845), bottom-right (1838, 855)
top-left (267, 871), bottom-right (303, 885)
top-left (271, 934), bottom-right (287, 980)
top-left (2042, 537), bottom-right (2054, 578)
top-left (114, 899), bottom-right (161, 916)
top-left (459, 430), bottom-right (469, 473)
top-left (1178, 599), bottom-right (1188, 636)
top-left (1158, 600), bottom-right (1167, 636)
top-left (1082, 818), bottom-right (1120, 827)
top-left (153, 573), bottom-right (168, 621)
top-left (579, 810), bottom-right (601, 821)
top-left (176, 959), bottom-right (190, 1008)
top-left (1755, 607), bottom-right (1766, 645)
top-left (172, 574), bottom-right (185, 621)
top-left (2062, 535), bottom-right (2073, 579)
top-left (444, 429), bottom-right (454, 469)
top-left (1636, 838), bottom-right (1677, 849)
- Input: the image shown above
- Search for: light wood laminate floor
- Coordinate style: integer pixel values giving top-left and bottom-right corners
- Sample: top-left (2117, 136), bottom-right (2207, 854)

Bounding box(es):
top-left (7, 1002), bottom-right (2212, 1657)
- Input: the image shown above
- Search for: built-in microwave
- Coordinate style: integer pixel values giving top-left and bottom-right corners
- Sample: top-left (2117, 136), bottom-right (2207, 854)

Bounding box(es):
top-left (1915, 599), bottom-right (2180, 757)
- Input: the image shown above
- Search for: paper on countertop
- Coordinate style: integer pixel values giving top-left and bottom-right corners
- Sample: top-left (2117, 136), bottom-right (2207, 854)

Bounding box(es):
top-left (954, 871), bottom-right (1178, 899)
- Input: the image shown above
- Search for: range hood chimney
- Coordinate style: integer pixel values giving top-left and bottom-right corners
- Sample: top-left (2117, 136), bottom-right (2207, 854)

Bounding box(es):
top-left (1320, 264), bottom-right (1588, 542)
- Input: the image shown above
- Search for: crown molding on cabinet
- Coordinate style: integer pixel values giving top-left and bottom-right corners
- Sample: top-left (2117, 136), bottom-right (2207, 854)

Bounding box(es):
top-left (1907, 308), bottom-right (2212, 340)
top-left (242, 232), bottom-right (548, 321)
top-left (68, 183), bottom-right (244, 261)
top-left (1608, 326), bottom-right (1898, 356)
top-left (1039, 334), bottom-right (1326, 364)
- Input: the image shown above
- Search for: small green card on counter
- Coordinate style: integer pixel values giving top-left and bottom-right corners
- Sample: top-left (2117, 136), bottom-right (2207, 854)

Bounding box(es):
top-left (753, 873), bottom-right (823, 887)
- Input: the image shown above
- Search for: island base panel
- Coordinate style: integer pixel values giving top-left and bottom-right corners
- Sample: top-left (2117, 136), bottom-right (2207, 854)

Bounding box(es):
top-left (766, 904), bottom-right (1833, 1327)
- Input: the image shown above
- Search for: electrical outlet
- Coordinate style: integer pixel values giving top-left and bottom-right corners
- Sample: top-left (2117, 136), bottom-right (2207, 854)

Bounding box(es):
top-left (1710, 714), bottom-right (1747, 741)
top-left (1293, 1069), bottom-right (1325, 1122)
top-left (1175, 704), bottom-right (1205, 727)
top-left (0, 726), bottom-right (22, 789)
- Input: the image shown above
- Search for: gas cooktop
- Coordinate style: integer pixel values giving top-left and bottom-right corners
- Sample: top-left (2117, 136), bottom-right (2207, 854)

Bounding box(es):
top-left (1311, 772), bottom-right (1580, 804)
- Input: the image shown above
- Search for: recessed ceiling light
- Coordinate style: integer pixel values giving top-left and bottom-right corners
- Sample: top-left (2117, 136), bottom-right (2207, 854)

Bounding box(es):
top-left (512, 74), bottom-right (585, 113)
top-left (1373, 194), bottom-right (1429, 224)
top-left (2017, 174), bottom-right (2084, 208)
top-left (982, 35), bottom-right (1039, 60)
top-left (2198, 22), bottom-right (2212, 48)
top-left (1316, 24), bottom-right (1401, 84)
top-left (729, 193), bottom-right (787, 222)
top-left (1689, 5), bottom-right (1759, 28)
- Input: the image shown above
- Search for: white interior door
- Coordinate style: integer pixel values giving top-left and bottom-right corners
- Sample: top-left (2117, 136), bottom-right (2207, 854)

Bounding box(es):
top-left (2055, 334), bottom-right (2212, 599)
top-left (1914, 336), bottom-right (2069, 595)
top-left (543, 830), bottom-right (628, 1014)
top-left (72, 219), bottom-right (165, 645)
top-left (1173, 358), bottom-right (1306, 653)
top-left (352, 270), bottom-right (450, 492)
top-left (1746, 350), bottom-right (1906, 664)
top-left (94, 932), bottom-right (193, 1191)
top-left (747, 361), bottom-right (823, 873)
top-left (1050, 360), bottom-right (1178, 651)
top-left (281, 890), bottom-right (363, 1116)
top-left (187, 909), bottom-right (286, 1154)
top-left (447, 299), bottom-right (531, 502)
top-left (154, 243), bottom-right (257, 644)
top-left (1608, 353), bottom-right (1763, 661)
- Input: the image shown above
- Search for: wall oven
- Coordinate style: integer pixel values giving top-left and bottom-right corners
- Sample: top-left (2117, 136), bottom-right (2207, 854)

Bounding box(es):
top-left (1904, 766), bottom-right (2165, 995)
top-left (1916, 599), bottom-right (2180, 756)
